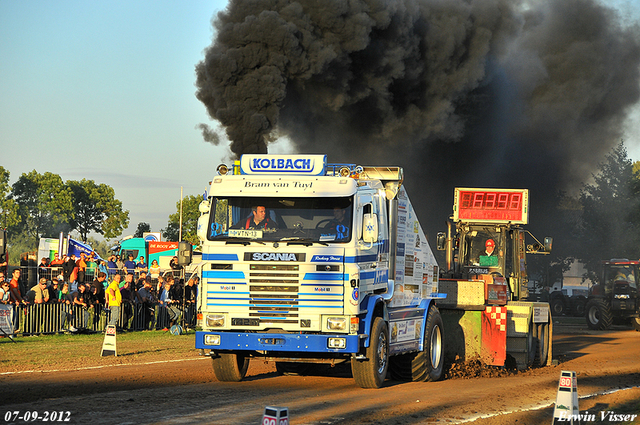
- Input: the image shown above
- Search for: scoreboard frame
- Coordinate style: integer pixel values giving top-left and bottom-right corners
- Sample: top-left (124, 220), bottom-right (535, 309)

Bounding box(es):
top-left (453, 188), bottom-right (529, 224)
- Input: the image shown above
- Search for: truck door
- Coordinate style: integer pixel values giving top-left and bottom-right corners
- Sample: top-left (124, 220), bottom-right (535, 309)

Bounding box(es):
top-left (356, 191), bottom-right (388, 293)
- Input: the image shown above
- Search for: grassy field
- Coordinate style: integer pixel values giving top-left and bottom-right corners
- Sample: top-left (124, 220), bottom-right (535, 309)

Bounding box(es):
top-left (0, 330), bottom-right (198, 373)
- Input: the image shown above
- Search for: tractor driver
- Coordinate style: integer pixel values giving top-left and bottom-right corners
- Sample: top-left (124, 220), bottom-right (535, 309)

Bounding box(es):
top-left (478, 238), bottom-right (499, 267)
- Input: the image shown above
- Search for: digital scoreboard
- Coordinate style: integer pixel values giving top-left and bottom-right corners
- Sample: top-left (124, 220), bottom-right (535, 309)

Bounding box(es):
top-left (453, 188), bottom-right (529, 224)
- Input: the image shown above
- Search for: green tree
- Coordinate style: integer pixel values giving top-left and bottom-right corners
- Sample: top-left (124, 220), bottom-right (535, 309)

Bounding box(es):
top-left (67, 179), bottom-right (130, 242)
top-left (0, 166), bottom-right (19, 229)
top-left (10, 170), bottom-right (73, 244)
top-left (576, 141), bottom-right (640, 281)
top-left (163, 195), bottom-right (201, 245)
top-left (133, 222), bottom-right (151, 238)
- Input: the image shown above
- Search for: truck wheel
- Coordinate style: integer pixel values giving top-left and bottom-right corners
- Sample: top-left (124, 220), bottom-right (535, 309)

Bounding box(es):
top-left (275, 362), bottom-right (311, 376)
top-left (585, 299), bottom-right (613, 330)
top-left (631, 317), bottom-right (640, 332)
top-left (211, 353), bottom-right (250, 382)
top-left (388, 305), bottom-right (444, 382)
top-left (351, 317), bottom-right (389, 388)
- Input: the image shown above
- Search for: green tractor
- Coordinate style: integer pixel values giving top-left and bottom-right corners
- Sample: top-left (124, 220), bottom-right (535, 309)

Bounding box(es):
top-left (585, 259), bottom-right (640, 331)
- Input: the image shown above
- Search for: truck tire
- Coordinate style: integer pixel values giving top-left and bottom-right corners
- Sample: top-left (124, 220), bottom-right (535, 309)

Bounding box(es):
top-left (351, 317), bottom-right (389, 388)
top-left (388, 305), bottom-right (444, 382)
top-left (275, 362), bottom-right (311, 376)
top-left (631, 317), bottom-right (640, 332)
top-left (585, 299), bottom-right (613, 330)
top-left (211, 353), bottom-right (250, 382)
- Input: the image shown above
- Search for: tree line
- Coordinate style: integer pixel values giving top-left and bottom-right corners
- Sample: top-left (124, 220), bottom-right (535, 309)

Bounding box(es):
top-left (0, 168), bottom-right (129, 264)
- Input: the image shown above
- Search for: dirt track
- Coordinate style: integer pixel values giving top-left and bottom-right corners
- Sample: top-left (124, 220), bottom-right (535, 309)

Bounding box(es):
top-left (2, 319), bottom-right (640, 424)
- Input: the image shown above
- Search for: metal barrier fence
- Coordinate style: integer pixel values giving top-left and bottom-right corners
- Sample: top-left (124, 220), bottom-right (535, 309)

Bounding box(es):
top-left (2, 302), bottom-right (197, 336)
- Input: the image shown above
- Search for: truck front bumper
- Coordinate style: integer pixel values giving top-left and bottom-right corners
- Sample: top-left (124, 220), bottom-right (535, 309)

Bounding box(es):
top-left (196, 331), bottom-right (360, 353)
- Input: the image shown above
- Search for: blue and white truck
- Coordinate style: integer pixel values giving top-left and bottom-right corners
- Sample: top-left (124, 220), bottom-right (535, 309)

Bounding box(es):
top-left (193, 154), bottom-right (444, 388)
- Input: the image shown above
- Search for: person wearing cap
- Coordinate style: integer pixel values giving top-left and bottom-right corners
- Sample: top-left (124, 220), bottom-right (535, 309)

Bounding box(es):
top-left (29, 278), bottom-right (50, 304)
top-left (478, 239), bottom-right (499, 267)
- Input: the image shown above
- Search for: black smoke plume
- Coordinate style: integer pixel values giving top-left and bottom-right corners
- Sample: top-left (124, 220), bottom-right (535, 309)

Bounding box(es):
top-left (196, 0), bottom-right (640, 238)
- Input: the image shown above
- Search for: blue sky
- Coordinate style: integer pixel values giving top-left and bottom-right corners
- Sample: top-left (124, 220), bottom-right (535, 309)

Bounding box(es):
top-left (1, 0), bottom-right (639, 242)
top-left (0, 0), bottom-right (236, 238)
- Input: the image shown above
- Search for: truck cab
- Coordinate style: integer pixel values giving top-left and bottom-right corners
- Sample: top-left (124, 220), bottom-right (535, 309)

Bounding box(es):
top-left (194, 154), bottom-right (445, 388)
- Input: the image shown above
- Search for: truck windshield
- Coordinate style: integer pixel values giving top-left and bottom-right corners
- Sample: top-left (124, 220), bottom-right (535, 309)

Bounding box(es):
top-left (206, 196), bottom-right (354, 243)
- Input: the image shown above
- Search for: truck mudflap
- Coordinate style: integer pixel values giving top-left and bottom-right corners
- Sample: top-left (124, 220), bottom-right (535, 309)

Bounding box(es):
top-left (196, 331), bottom-right (360, 353)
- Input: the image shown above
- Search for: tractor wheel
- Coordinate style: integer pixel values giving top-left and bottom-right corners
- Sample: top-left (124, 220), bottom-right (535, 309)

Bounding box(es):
top-left (572, 298), bottom-right (586, 317)
top-left (211, 353), bottom-right (250, 382)
top-left (534, 322), bottom-right (550, 366)
top-left (275, 362), bottom-right (311, 376)
top-left (352, 317), bottom-right (389, 388)
top-left (550, 298), bottom-right (564, 316)
top-left (585, 299), bottom-right (613, 330)
top-left (389, 305), bottom-right (444, 382)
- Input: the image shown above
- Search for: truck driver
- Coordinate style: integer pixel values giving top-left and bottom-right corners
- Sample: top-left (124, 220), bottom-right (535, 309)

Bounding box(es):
top-left (235, 205), bottom-right (278, 230)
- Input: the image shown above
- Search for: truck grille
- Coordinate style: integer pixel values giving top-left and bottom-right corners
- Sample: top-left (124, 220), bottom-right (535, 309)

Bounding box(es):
top-left (205, 262), bottom-right (344, 327)
top-left (249, 264), bottom-right (300, 321)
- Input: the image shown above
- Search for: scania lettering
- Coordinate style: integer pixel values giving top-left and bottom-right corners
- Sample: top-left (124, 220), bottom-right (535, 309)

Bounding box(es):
top-left (192, 154), bottom-right (445, 388)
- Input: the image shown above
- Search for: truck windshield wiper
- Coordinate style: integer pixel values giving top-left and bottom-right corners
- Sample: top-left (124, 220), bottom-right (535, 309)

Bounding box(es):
top-left (225, 238), bottom-right (265, 245)
top-left (280, 237), bottom-right (328, 246)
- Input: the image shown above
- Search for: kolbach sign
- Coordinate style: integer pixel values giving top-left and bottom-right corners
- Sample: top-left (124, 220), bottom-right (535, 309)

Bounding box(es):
top-left (240, 154), bottom-right (327, 176)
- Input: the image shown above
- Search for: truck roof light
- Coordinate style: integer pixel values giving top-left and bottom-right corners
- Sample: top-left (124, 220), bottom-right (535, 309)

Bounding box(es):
top-left (217, 164), bottom-right (229, 175)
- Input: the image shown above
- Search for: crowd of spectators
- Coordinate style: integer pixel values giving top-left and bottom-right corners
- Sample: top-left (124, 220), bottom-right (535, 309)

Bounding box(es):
top-left (0, 252), bottom-right (199, 335)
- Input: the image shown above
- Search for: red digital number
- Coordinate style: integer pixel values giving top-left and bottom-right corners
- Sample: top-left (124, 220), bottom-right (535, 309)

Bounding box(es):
top-left (461, 193), bottom-right (473, 209)
top-left (496, 193), bottom-right (508, 209)
top-left (509, 193), bottom-right (521, 210)
top-left (472, 192), bottom-right (484, 209)
top-left (484, 193), bottom-right (496, 208)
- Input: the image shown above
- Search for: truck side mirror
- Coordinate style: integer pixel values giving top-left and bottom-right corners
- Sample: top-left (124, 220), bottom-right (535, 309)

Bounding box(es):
top-left (178, 241), bottom-right (192, 266)
top-left (436, 232), bottom-right (446, 250)
top-left (362, 213), bottom-right (378, 243)
top-left (544, 237), bottom-right (553, 253)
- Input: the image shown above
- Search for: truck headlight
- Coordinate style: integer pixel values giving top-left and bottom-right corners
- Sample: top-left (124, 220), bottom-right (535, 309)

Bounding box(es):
top-left (327, 317), bottom-right (347, 331)
top-left (204, 334), bottom-right (220, 346)
top-left (207, 314), bottom-right (225, 327)
top-left (328, 338), bottom-right (346, 349)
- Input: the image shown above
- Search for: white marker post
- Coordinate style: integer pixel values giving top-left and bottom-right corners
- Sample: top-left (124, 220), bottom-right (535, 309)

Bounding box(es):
top-left (261, 406), bottom-right (288, 425)
top-left (552, 370), bottom-right (579, 424)
top-left (100, 324), bottom-right (117, 357)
